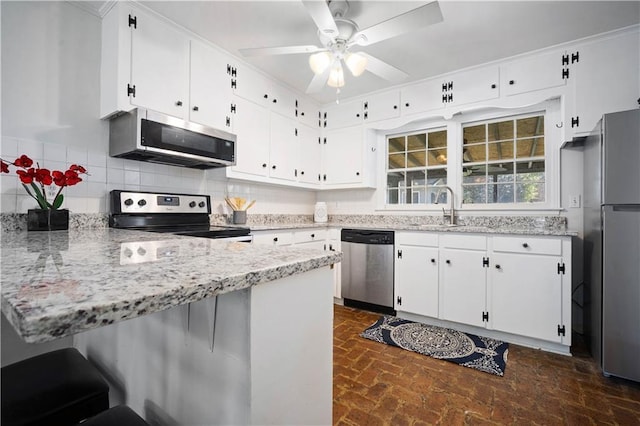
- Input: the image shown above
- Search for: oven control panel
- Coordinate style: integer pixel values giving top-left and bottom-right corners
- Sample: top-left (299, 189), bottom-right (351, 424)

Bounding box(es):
top-left (111, 190), bottom-right (211, 214)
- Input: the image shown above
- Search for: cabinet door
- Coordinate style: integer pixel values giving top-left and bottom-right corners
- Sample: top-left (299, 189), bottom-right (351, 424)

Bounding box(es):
top-left (269, 113), bottom-right (298, 182)
top-left (502, 50), bottom-right (567, 96)
top-left (447, 66), bottom-right (500, 107)
top-left (572, 31), bottom-right (640, 135)
top-left (439, 248), bottom-right (487, 327)
top-left (364, 91), bottom-right (401, 122)
top-left (233, 63), bottom-right (271, 107)
top-left (395, 244), bottom-right (439, 317)
top-left (400, 79), bottom-right (442, 116)
top-left (298, 124), bottom-right (321, 185)
top-left (230, 97), bottom-right (270, 177)
top-left (489, 253), bottom-right (563, 342)
top-left (251, 231), bottom-right (293, 246)
top-left (322, 127), bottom-right (363, 185)
top-left (323, 100), bottom-right (363, 130)
top-left (296, 98), bottom-right (320, 128)
top-left (269, 84), bottom-right (297, 119)
top-left (327, 240), bottom-right (341, 299)
top-left (130, 7), bottom-right (189, 118)
top-left (189, 40), bottom-right (234, 131)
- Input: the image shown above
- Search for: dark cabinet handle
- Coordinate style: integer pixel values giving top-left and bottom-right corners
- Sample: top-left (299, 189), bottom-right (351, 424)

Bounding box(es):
top-left (509, 80), bottom-right (515, 85)
top-left (176, 100), bottom-right (183, 106)
top-left (431, 258), bottom-right (436, 263)
top-left (356, 172), bottom-right (360, 176)
top-left (264, 94), bottom-right (268, 99)
top-left (262, 163), bottom-right (267, 168)
top-left (405, 103), bottom-right (410, 107)
top-left (273, 237), bottom-right (278, 242)
top-left (356, 113), bottom-right (360, 117)
top-left (272, 99), bottom-right (277, 104)
top-left (301, 112), bottom-right (305, 116)
top-left (446, 260), bottom-right (451, 265)
top-left (272, 165), bottom-right (276, 169)
top-left (300, 171), bottom-right (305, 175)
top-left (495, 265), bottom-right (501, 269)
top-left (311, 234), bottom-right (315, 238)
top-left (522, 243), bottom-right (529, 248)
top-left (192, 106), bottom-right (199, 111)
top-left (491, 84), bottom-right (496, 89)
top-left (393, 105), bottom-right (398, 109)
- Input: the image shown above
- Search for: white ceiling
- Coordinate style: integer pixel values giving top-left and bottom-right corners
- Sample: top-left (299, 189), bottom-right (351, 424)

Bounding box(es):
top-left (82, 1), bottom-right (640, 105)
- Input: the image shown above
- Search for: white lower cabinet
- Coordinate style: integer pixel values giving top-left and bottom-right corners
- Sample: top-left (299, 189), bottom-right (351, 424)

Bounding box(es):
top-left (394, 232), bottom-right (439, 317)
top-left (394, 231), bottom-right (572, 350)
top-left (439, 235), bottom-right (488, 328)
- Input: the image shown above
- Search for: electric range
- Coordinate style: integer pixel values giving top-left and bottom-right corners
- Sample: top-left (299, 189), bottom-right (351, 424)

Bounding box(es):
top-left (109, 190), bottom-right (252, 241)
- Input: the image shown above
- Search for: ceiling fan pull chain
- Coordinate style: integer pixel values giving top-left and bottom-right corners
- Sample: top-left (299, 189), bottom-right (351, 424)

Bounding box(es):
top-left (335, 88), bottom-right (341, 104)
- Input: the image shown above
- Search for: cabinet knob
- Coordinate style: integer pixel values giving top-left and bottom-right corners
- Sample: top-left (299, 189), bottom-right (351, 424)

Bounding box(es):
top-left (272, 165), bottom-right (276, 169)
top-left (192, 106), bottom-right (199, 111)
top-left (446, 260), bottom-right (451, 265)
top-left (300, 171), bottom-right (305, 175)
top-left (273, 237), bottom-right (278, 242)
top-left (522, 243), bottom-right (529, 248)
top-left (491, 84), bottom-right (497, 89)
top-left (405, 103), bottom-right (410, 107)
top-left (509, 80), bottom-right (515, 85)
top-left (311, 234), bottom-right (315, 238)
top-left (431, 258), bottom-right (436, 263)
top-left (356, 113), bottom-right (360, 117)
top-left (356, 172), bottom-right (360, 176)
top-left (301, 112), bottom-right (305, 116)
top-left (495, 264), bottom-right (501, 269)
top-left (176, 100), bottom-right (183, 106)
top-left (272, 99), bottom-right (277, 104)
top-left (262, 163), bottom-right (267, 168)
top-left (264, 94), bottom-right (268, 99)
top-left (393, 105), bottom-right (398, 109)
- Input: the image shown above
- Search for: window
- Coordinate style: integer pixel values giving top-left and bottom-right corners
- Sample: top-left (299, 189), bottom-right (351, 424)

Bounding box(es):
top-left (386, 129), bottom-right (448, 205)
top-left (462, 113), bottom-right (545, 204)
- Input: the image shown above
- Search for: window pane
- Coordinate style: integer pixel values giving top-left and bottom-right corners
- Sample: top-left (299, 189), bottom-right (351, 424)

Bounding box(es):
top-left (494, 162), bottom-right (515, 182)
top-left (516, 137), bottom-right (545, 158)
top-left (463, 143), bottom-right (486, 163)
top-left (516, 182), bottom-right (545, 203)
top-left (428, 130), bottom-right (447, 149)
top-left (463, 124), bottom-right (485, 144)
top-left (407, 170), bottom-right (426, 186)
top-left (407, 133), bottom-right (426, 151)
top-left (388, 136), bottom-right (405, 153)
top-left (427, 167), bottom-right (447, 183)
top-left (487, 141), bottom-right (514, 161)
top-left (463, 184), bottom-right (486, 204)
top-left (387, 189), bottom-right (399, 204)
top-left (407, 151), bottom-right (426, 168)
top-left (388, 153), bottom-right (405, 169)
top-left (387, 171), bottom-right (405, 188)
top-left (487, 183), bottom-right (515, 203)
top-left (462, 166), bottom-right (488, 183)
top-left (488, 120), bottom-right (514, 142)
top-left (516, 160), bottom-right (545, 181)
top-left (517, 116), bottom-right (544, 138)
top-left (427, 150), bottom-right (447, 166)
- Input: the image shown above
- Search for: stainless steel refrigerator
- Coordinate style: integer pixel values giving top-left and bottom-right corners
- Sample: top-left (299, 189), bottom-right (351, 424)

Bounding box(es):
top-left (584, 108), bottom-right (640, 382)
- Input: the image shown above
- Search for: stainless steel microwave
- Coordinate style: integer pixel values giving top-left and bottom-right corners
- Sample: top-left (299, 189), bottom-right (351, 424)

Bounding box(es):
top-left (109, 108), bottom-right (236, 169)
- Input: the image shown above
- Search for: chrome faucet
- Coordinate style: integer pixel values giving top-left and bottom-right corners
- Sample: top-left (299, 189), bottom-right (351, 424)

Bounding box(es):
top-left (435, 185), bottom-right (456, 225)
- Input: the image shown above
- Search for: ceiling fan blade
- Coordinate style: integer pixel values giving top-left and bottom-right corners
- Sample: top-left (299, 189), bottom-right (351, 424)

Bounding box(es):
top-left (353, 1), bottom-right (443, 47)
top-left (301, 0), bottom-right (339, 38)
top-left (305, 68), bottom-right (330, 94)
top-left (239, 45), bottom-right (325, 57)
top-left (358, 52), bottom-right (409, 83)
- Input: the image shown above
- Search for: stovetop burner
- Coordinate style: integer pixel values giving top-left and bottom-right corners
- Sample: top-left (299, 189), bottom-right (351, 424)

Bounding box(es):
top-left (109, 190), bottom-right (251, 240)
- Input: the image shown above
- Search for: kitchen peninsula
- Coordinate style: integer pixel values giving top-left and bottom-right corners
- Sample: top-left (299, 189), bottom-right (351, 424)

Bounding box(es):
top-left (1, 228), bottom-right (341, 425)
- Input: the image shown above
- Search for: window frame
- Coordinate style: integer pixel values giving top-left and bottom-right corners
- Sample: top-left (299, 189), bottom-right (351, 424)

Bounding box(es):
top-left (376, 99), bottom-right (561, 212)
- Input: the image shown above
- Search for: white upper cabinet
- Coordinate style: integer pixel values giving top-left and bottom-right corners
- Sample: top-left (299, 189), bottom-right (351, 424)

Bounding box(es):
top-left (298, 124), bottom-right (322, 185)
top-left (322, 126), bottom-right (365, 186)
top-left (232, 62), bottom-right (298, 119)
top-left (296, 98), bottom-right (321, 129)
top-left (569, 30), bottom-right (640, 136)
top-left (445, 66), bottom-right (500, 107)
top-left (400, 79), bottom-right (443, 116)
top-left (363, 91), bottom-right (401, 123)
top-left (322, 100), bottom-right (363, 130)
top-left (502, 50), bottom-right (567, 96)
top-left (229, 97), bottom-right (270, 178)
top-left (269, 113), bottom-right (298, 182)
top-left (189, 39), bottom-right (234, 131)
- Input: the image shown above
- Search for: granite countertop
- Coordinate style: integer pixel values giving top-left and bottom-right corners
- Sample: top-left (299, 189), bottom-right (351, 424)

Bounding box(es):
top-left (1, 229), bottom-right (342, 343)
top-left (249, 222), bottom-right (577, 237)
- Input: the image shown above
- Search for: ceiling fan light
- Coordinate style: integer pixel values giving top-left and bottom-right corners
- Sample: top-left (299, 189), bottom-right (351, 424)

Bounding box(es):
top-left (309, 52), bottom-right (332, 75)
top-left (327, 63), bottom-right (345, 88)
top-left (345, 52), bottom-right (367, 77)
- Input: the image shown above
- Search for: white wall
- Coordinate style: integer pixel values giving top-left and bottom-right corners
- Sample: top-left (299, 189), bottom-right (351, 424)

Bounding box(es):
top-left (0, 1), bottom-right (316, 216)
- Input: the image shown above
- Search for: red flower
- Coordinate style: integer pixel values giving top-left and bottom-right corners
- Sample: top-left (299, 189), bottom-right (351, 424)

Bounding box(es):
top-left (1, 160), bottom-right (9, 173)
top-left (16, 168), bottom-right (37, 184)
top-left (35, 168), bottom-right (52, 186)
top-left (14, 155), bottom-right (33, 168)
top-left (69, 164), bottom-right (86, 174)
top-left (52, 170), bottom-right (83, 187)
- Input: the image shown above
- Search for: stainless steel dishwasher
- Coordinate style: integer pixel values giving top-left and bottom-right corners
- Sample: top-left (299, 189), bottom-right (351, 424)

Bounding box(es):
top-left (341, 229), bottom-right (395, 315)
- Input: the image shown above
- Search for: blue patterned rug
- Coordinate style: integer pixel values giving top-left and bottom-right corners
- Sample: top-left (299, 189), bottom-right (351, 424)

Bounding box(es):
top-left (361, 316), bottom-right (509, 376)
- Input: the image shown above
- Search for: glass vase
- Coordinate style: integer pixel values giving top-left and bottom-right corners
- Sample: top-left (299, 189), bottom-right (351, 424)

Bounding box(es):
top-left (27, 209), bottom-right (69, 231)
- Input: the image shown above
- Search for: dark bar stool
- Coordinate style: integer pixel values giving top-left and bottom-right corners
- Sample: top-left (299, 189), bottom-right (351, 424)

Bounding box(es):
top-left (1, 347), bottom-right (109, 426)
top-left (82, 405), bottom-right (149, 426)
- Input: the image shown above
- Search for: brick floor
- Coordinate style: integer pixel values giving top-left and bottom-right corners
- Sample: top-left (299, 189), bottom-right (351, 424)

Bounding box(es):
top-left (333, 305), bottom-right (640, 425)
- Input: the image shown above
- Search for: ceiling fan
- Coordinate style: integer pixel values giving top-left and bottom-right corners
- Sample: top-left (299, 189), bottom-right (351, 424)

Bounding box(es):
top-left (239, 0), bottom-right (443, 94)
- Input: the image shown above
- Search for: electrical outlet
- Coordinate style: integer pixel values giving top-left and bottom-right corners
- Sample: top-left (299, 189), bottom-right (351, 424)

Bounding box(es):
top-left (569, 194), bottom-right (581, 208)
